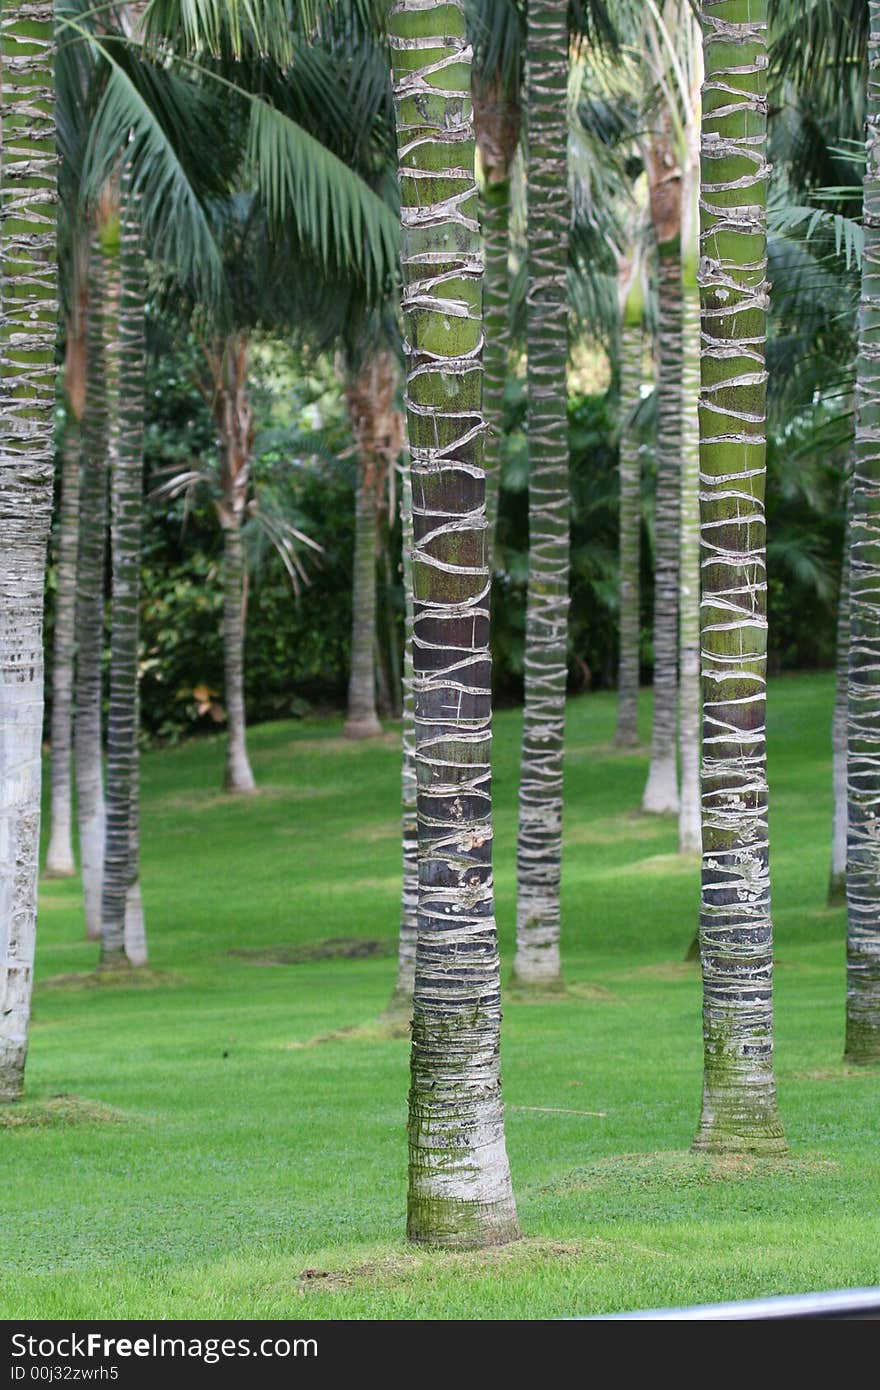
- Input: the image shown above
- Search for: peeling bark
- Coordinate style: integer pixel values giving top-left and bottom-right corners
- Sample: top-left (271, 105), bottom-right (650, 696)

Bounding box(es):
top-left (513, 0), bottom-right (571, 990)
top-left (846, 6), bottom-right (880, 1064)
top-left (101, 177), bottom-right (147, 967)
top-left (390, 0), bottom-right (519, 1248)
top-left (0, 3), bottom-right (57, 1101)
top-left (693, 0), bottom-right (785, 1152)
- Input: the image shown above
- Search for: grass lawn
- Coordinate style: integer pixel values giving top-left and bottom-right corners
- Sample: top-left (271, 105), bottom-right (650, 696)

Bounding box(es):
top-left (2, 670), bottom-right (878, 1318)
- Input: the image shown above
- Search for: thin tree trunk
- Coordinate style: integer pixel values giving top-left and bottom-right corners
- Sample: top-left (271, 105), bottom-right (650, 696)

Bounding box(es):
top-left (101, 181), bottom-right (147, 967)
top-left (343, 356), bottom-right (388, 740)
top-left (473, 80), bottom-right (520, 572)
top-left (213, 334), bottom-right (256, 795)
top-left (829, 471), bottom-right (852, 907)
top-left (75, 235), bottom-right (110, 941)
top-left (387, 457), bottom-right (417, 1017)
top-left (389, 0), bottom-right (520, 1247)
top-left (642, 139), bottom-right (682, 814)
top-left (614, 316), bottom-right (643, 747)
top-left (693, 0), bottom-right (785, 1152)
top-left (0, 4), bottom-right (57, 1101)
top-left (678, 279), bottom-right (701, 854)
top-left (512, 0), bottom-right (571, 990)
top-left (846, 7), bottom-right (880, 1064)
top-left (45, 424), bottom-right (81, 876)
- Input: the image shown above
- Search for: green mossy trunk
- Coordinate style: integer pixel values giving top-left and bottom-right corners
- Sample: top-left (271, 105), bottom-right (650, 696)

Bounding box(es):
top-left (0, 5), bottom-right (57, 1101)
top-left (846, 5), bottom-right (880, 1065)
top-left (390, 0), bottom-right (519, 1249)
top-left (513, 0), bottom-right (571, 990)
top-left (388, 458), bottom-right (417, 1017)
top-left (693, 0), bottom-right (785, 1152)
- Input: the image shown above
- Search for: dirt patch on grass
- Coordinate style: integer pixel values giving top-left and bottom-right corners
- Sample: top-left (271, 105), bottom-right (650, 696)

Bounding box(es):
top-left (565, 815), bottom-right (665, 848)
top-left (0, 1094), bottom-right (128, 1129)
top-left (790, 1065), bottom-right (878, 1082)
top-left (506, 981), bottom-right (623, 1006)
top-left (36, 893), bottom-right (81, 912)
top-left (285, 1016), bottom-right (410, 1049)
top-left (39, 968), bottom-right (182, 992)
top-left (295, 1238), bottom-right (585, 1294)
top-left (158, 784), bottom-right (323, 813)
top-left (282, 732), bottom-right (400, 756)
top-left (232, 938), bottom-right (393, 967)
top-left (345, 821), bottom-right (399, 844)
top-left (613, 853), bottom-right (700, 877)
top-left (612, 960), bottom-right (700, 983)
top-left (549, 1150), bottom-right (839, 1195)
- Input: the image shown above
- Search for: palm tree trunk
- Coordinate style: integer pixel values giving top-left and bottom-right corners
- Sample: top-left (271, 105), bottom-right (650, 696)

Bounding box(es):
top-left (829, 472), bottom-right (852, 907)
top-left (213, 334), bottom-right (256, 795)
top-left (389, 0), bottom-right (519, 1248)
top-left (387, 457), bottom-right (417, 1017)
top-left (473, 81), bottom-right (520, 572)
top-left (614, 316), bottom-right (643, 747)
top-left (846, 7), bottom-right (880, 1065)
top-left (678, 279), bottom-right (701, 854)
top-left (343, 358), bottom-right (385, 739)
top-left (693, 0), bottom-right (785, 1152)
top-left (45, 423), bottom-right (81, 877)
top-left (101, 184), bottom-right (147, 967)
top-left (512, 0), bottom-right (571, 990)
top-left (642, 148), bottom-right (682, 813)
top-left (0, 4), bottom-right (57, 1101)
top-left (75, 235), bottom-right (111, 942)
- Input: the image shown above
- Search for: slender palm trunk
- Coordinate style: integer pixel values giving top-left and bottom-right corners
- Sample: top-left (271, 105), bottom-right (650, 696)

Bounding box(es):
top-left (343, 356), bottom-right (387, 740)
top-left (615, 313), bottom-right (643, 747)
top-left (75, 236), bottom-right (110, 941)
top-left (678, 277), bottom-right (701, 854)
top-left (513, 0), bottom-right (571, 990)
top-left (213, 335), bottom-right (256, 795)
top-left (101, 184), bottom-right (147, 966)
top-left (473, 81), bottom-right (520, 571)
top-left (846, 8), bottom-right (880, 1065)
top-left (46, 424), bottom-right (81, 877)
top-left (642, 142), bottom-right (682, 814)
top-left (389, 0), bottom-right (519, 1247)
top-left (693, 0), bottom-right (785, 1152)
top-left (387, 458), bottom-right (417, 1016)
top-left (829, 472), bottom-right (852, 907)
top-left (0, 5), bottom-right (57, 1101)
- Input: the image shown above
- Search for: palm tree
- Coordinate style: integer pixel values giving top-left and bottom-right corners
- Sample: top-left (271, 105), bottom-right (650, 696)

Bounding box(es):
top-left (386, 454), bottom-right (417, 1018)
top-left (846, 3), bottom-right (880, 1065)
top-left (389, 0), bottom-right (519, 1246)
top-left (0, 3), bottom-right (58, 1101)
top-left (512, 0), bottom-right (571, 991)
top-left (830, 475), bottom-right (852, 906)
top-left (614, 239), bottom-right (646, 748)
top-left (101, 171), bottom-right (148, 966)
top-left (693, 0), bottom-right (786, 1153)
top-left (75, 227), bottom-right (112, 941)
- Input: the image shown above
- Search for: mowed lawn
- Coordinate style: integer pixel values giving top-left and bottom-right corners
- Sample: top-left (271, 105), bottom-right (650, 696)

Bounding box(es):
top-left (2, 671), bottom-right (878, 1318)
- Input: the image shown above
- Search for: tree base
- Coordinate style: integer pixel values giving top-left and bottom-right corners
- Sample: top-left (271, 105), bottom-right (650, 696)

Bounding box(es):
top-left (378, 987), bottom-right (413, 1035)
top-left (613, 729), bottom-right (639, 749)
top-left (641, 760), bottom-right (679, 814)
top-left (343, 716), bottom-right (383, 740)
top-left (691, 1127), bottom-right (788, 1156)
top-left (844, 1019), bottom-right (880, 1065)
top-left (826, 872), bottom-right (846, 908)
top-left (98, 950), bottom-right (131, 973)
top-left (407, 1200), bottom-right (521, 1251)
top-left (0, 1049), bottom-right (25, 1104)
top-left (508, 972), bottom-right (566, 998)
top-left (43, 861), bottom-right (76, 880)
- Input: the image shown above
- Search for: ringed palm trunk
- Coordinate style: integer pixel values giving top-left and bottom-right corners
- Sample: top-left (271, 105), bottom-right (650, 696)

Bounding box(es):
top-left (693, 0), bottom-right (785, 1152)
top-left (389, 0), bottom-right (519, 1248)
top-left (846, 8), bottom-right (880, 1064)
top-left (46, 254), bottom-right (88, 878)
top-left (343, 354), bottom-right (389, 740)
top-left (473, 80), bottom-right (520, 571)
top-left (642, 136), bottom-right (682, 815)
top-left (0, 5), bottom-right (57, 1101)
top-left (101, 183), bottom-right (147, 967)
top-left (387, 456), bottom-right (417, 1017)
top-left (829, 471), bottom-right (852, 907)
top-left (512, 0), bottom-right (571, 990)
top-left (214, 335), bottom-right (256, 795)
top-left (614, 285), bottom-right (644, 748)
top-left (75, 235), bottom-right (111, 941)
top-left (678, 266), bottom-right (701, 854)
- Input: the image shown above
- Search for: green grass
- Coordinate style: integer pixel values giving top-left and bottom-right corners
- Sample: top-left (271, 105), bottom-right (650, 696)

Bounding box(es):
top-left (2, 671), bottom-right (878, 1317)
